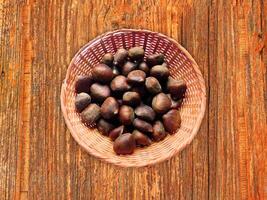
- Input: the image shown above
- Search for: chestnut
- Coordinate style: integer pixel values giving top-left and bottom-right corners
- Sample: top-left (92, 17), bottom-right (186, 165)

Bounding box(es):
top-left (122, 61), bottom-right (137, 76)
top-left (92, 63), bottom-right (114, 83)
top-left (75, 75), bottom-right (93, 94)
top-left (119, 105), bottom-right (135, 125)
top-left (172, 99), bottom-right (183, 109)
top-left (81, 103), bottom-right (101, 125)
top-left (133, 118), bottom-right (153, 133)
top-left (162, 109), bottom-right (181, 133)
top-left (152, 93), bottom-right (171, 114)
top-left (150, 65), bottom-right (170, 80)
top-left (110, 75), bottom-right (131, 92)
top-left (122, 91), bottom-right (141, 107)
top-left (134, 105), bottom-right (155, 122)
top-left (113, 48), bottom-right (128, 66)
top-left (167, 94), bottom-right (183, 109)
top-left (75, 92), bottom-right (91, 112)
top-left (132, 130), bottom-right (152, 146)
top-left (138, 62), bottom-right (150, 75)
top-left (100, 97), bottom-right (119, 120)
top-left (113, 133), bottom-right (136, 155)
top-left (152, 121), bottom-right (167, 141)
top-left (127, 70), bottom-right (146, 85)
top-left (101, 53), bottom-right (114, 67)
top-left (162, 62), bottom-right (168, 67)
top-left (146, 53), bottom-right (164, 67)
top-left (145, 77), bottom-right (162, 94)
top-left (97, 118), bottom-right (115, 136)
top-left (167, 77), bottom-right (187, 100)
top-left (109, 125), bottom-right (124, 141)
top-left (90, 83), bottom-right (110, 103)
top-left (128, 46), bottom-right (145, 61)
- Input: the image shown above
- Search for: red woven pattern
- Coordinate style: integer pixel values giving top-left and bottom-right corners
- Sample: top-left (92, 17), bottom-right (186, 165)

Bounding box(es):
top-left (61, 29), bottom-right (206, 167)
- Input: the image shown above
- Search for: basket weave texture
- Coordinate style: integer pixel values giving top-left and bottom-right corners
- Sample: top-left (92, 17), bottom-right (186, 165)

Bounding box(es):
top-left (61, 29), bottom-right (206, 167)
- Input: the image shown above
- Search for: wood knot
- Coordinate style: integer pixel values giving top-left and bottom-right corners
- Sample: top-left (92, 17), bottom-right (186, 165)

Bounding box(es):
top-left (257, 32), bottom-right (263, 38)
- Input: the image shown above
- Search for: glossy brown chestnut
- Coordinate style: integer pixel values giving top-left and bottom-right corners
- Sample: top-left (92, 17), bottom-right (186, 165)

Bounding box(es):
top-left (122, 61), bottom-right (137, 76)
top-left (75, 92), bottom-right (91, 112)
top-left (152, 121), bottom-right (167, 141)
top-left (146, 53), bottom-right (164, 67)
top-left (145, 77), bottom-right (162, 94)
top-left (152, 93), bottom-right (171, 114)
top-left (113, 48), bottom-right (128, 66)
top-left (167, 77), bottom-right (187, 100)
top-left (75, 75), bottom-right (93, 94)
top-left (150, 65), bottom-right (170, 80)
top-left (172, 99), bottom-right (183, 109)
top-left (109, 125), bottom-right (124, 141)
top-left (81, 103), bottom-right (101, 125)
top-left (133, 118), bottom-right (153, 133)
top-left (162, 62), bottom-right (168, 68)
top-left (122, 91), bottom-right (141, 107)
top-left (167, 94), bottom-right (183, 109)
top-left (127, 70), bottom-right (146, 85)
top-left (132, 130), bottom-right (152, 146)
top-left (119, 105), bottom-right (135, 125)
top-left (138, 62), bottom-right (150, 75)
top-left (110, 75), bottom-right (131, 92)
top-left (92, 63), bottom-right (114, 83)
top-left (128, 46), bottom-right (145, 61)
top-left (97, 118), bottom-right (115, 136)
top-left (90, 83), bottom-right (110, 102)
top-left (113, 133), bottom-right (136, 155)
top-left (101, 53), bottom-right (114, 67)
top-left (162, 109), bottom-right (181, 133)
top-left (100, 97), bottom-right (119, 120)
top-left (134, 104), bottom-right (155, 122)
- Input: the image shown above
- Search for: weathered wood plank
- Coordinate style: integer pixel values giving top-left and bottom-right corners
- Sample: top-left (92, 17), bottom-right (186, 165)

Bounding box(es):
top-left (0, 1), bottom-right (23, 199)
top-left (208, 1), bottom-right (219, 199)
top-left (208, 1), bottom-right (266, 199)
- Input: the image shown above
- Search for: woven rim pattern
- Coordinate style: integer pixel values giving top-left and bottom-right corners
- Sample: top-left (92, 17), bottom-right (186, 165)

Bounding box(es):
top-left (61, 29), bottom-right (206, 167)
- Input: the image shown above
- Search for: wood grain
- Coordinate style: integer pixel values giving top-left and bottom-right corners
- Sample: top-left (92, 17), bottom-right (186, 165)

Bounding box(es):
top-left (0, 0), bottom-right (266, 199)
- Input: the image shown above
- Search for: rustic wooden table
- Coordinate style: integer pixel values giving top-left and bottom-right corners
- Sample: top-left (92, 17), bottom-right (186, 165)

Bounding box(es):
top-left (0, 0), bottom-right (266, 199)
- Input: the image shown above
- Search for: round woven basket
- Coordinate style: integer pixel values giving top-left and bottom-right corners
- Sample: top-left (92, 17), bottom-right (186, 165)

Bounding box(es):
top-left (61, 29), bottom-right (206, 167)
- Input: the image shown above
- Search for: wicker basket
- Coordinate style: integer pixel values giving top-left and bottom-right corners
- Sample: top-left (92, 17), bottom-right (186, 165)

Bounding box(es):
top-left (61, 29), bottom-right (206, 167)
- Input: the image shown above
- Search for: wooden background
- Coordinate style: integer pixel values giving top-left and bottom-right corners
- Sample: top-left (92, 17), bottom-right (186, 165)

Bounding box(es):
top-left (0, 0), bottom-right (266, 199)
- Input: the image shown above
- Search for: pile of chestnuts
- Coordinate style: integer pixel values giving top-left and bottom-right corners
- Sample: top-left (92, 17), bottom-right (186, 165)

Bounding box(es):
top-left (74, 46), bottom-right (187, 155)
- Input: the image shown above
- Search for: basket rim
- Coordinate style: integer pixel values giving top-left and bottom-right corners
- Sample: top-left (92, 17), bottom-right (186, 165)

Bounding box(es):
top-left (61, 28), bottom-right (207, 167)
